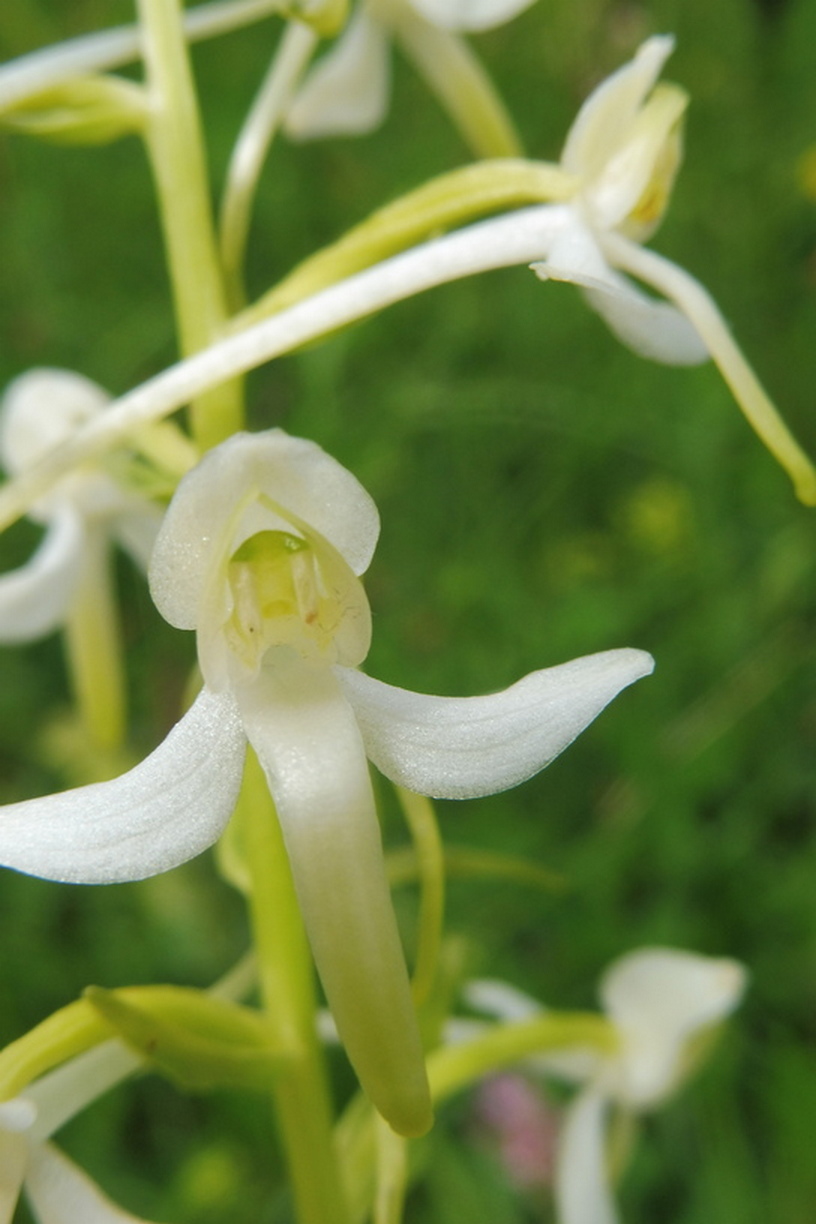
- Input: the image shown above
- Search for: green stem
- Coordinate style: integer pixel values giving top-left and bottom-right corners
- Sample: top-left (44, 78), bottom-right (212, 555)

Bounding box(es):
top-left (137, 0), bottom-right (244, 449)
top-left (241, 749), bottom-right (351, 1224)
top-left (219, 20), bottom-right (318, 310)
top-left (63, 524), bottom-right (125, 752)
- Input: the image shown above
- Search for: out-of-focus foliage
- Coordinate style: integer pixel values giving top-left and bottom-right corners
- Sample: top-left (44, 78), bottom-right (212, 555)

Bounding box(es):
top-left (1, 0), bottom-right (816, 1220)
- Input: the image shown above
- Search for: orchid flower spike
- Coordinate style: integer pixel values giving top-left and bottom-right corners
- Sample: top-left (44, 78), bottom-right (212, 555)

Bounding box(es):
top-left (468, 948), bottom-right (746, 1224)
top-left (0, 429), bottom-right (653, 1136)
top-left (0, 1042), bottom-right (153, 1224)
top-left (284, 0), bottom-right (532, 155)
top-left (0, 369), bottom-right (164, 748)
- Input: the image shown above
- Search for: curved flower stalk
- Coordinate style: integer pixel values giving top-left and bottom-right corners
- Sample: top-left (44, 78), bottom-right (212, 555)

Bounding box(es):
top-left (284, 0), bottom-right (531, 156)
top-left (0, 429), bottom-right (653, 1136)
top-left (0, 1042), bottom-right (153, 1224)
top-left (0, 369), bottom-right (165, 749)
top-left (465, 948), bottom-right (747, 1224)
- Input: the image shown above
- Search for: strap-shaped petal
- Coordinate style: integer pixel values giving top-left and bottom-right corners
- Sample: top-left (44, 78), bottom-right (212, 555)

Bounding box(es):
top-left (25, 1143), bottom-right (160, 1224)
top-left (236, 652), bottom-right (431, 1137)
top-left (0, 688), bottom-right (246, 883)
top-left (284, 9), bottom-right (391, 140)
top-left (0, 507), bottom-right (84, 642)
top-left (337, 648), bottom-right (654, 800)
top-left (600, 947), bottom-right (747, 1107)
top-left (532, 217), bottom-right (707, 366)
top-left (149, 430), bottom-right (380, 631)
top-left (555, 1089), bottom-right (617, 1224)
top-left (408, 0), bottom-right (535, 32)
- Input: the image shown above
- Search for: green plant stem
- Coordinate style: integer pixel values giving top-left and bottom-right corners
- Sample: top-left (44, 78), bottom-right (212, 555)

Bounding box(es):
top-left (242, 749), bottom-right (351, 1224)
top-left (63, 524), bottom-right (125, 751)
top-left (137, 0), bottom-right (244, 449)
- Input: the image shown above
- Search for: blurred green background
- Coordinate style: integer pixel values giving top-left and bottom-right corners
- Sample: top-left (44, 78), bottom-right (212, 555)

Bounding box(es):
top-left (1, 0), bottom-right (816, 1219)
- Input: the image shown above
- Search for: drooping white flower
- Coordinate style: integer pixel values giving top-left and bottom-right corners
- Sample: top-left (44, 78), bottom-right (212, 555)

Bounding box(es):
top-left (0, 1042), bottom-right (153, 1224)
top-left (0, 429), bottom-right (653, 1135)
top-left (465, 948), bottom-right (747, 1224)
top-left (284, 0), bottom-right (532, 152)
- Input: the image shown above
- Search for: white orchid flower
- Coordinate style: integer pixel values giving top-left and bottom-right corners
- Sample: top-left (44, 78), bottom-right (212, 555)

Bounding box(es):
top-left (0, 428), bottom-right (653, 1135)
top-left (0, 369), bottom-right (165, 748)
top-left (0, 1042), bottom-right (152, 1224)
top-left (466, 948), bottom-right (747, 1224)
top-left (0, 368), bottom-right (162, 644)
top-left (284, 0), bottom-right (531, 154)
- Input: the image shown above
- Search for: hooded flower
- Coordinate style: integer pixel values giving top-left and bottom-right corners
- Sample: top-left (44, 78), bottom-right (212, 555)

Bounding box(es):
top-left (0, 1042), bottom-right (152, 1224)
top-left (284, 0), bottom-right (532, 153)
top-left (0, 429), bottom-right (654, 1136)
top-left (464, 948), bottom-right (747, 1224)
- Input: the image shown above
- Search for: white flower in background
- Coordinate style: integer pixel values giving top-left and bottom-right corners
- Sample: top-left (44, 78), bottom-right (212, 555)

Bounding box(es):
top-left (466, 948), bottom-right (747, 1224)
top-left (285, 0), bottom-right (533, 153)
top-left (0, 368), bottom-right (162, 645)
top-left (0, 428), bottom-right (653, 1136)
top-left (0, 1042), bottom-right (152, 1224)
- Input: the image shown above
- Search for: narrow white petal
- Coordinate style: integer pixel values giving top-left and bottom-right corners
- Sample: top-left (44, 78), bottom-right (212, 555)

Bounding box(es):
top-left (560, 36), bottom-right (675, 182)
top-left (284, 10), bottom-right (391, 140)
top-left (149, 430), bottom-right (380, 631)
top-left (600, 948), bottom-right (747, 1108)
top-left (532, 216), bottom-right (707, 365)
top-left (0, 688), bottom-right (246, 883)
top-left (408, 0), bottom-right (535, 32)
top-left (0, 1131), bottom-right (28, 1224)
top-left (0, 508), bottom-right (83, 642)
top-left (338, 648), bottom-right (654, 800)
top-left (236, 653), bottom-right (432, 1137)
top-left (25, 1144), bottom-right (160, 1224)
top-left (27, 1042), bottom-right (143, 1143)
top-left (0, 205), bottom-right (577, 531)
top-left (555, 1090), bottom-right (618, 1224)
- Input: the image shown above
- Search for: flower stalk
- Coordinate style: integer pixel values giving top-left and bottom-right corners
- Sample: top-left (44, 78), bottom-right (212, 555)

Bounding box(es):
top-left (137, 0), bottom-right (244, 448)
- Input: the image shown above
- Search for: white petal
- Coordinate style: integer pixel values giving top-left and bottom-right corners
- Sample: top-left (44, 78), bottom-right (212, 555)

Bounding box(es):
top-left (0, 688), bottom-right (246, 883)
top-left (149, 429), bottom-right (380, 631)
top-left (284, 9), bottom-right (391, 141)
top-left (27, 1042), bottom-right (143, 1143)
top-left (0, 1131), bottom-right (28, 1224)
top-left (555, 1089), bottom-right (618, 1224)
top-left (408, 0), bottom-right (535, 32)
top-left (338, 647), bottom-right (654, 800)
top-left (25, 1143), bottom-right (160, 1224)
top-left (579, 276), bottom-right (707, 366)
top-left (600, 947), bottom-right (748, 1107)
top-left (1, 369), bottom-right (109, 475)
top-left (462, 978), bottom-right (544, 1022)
top-left (532, 217), bottom-right (707, 366)
top-left (0, 507), bottom-right (84, 642)
top-left (560, 36), bottom-right (675, 183)
top-left (236, 653), bottom-right (431, 1137)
